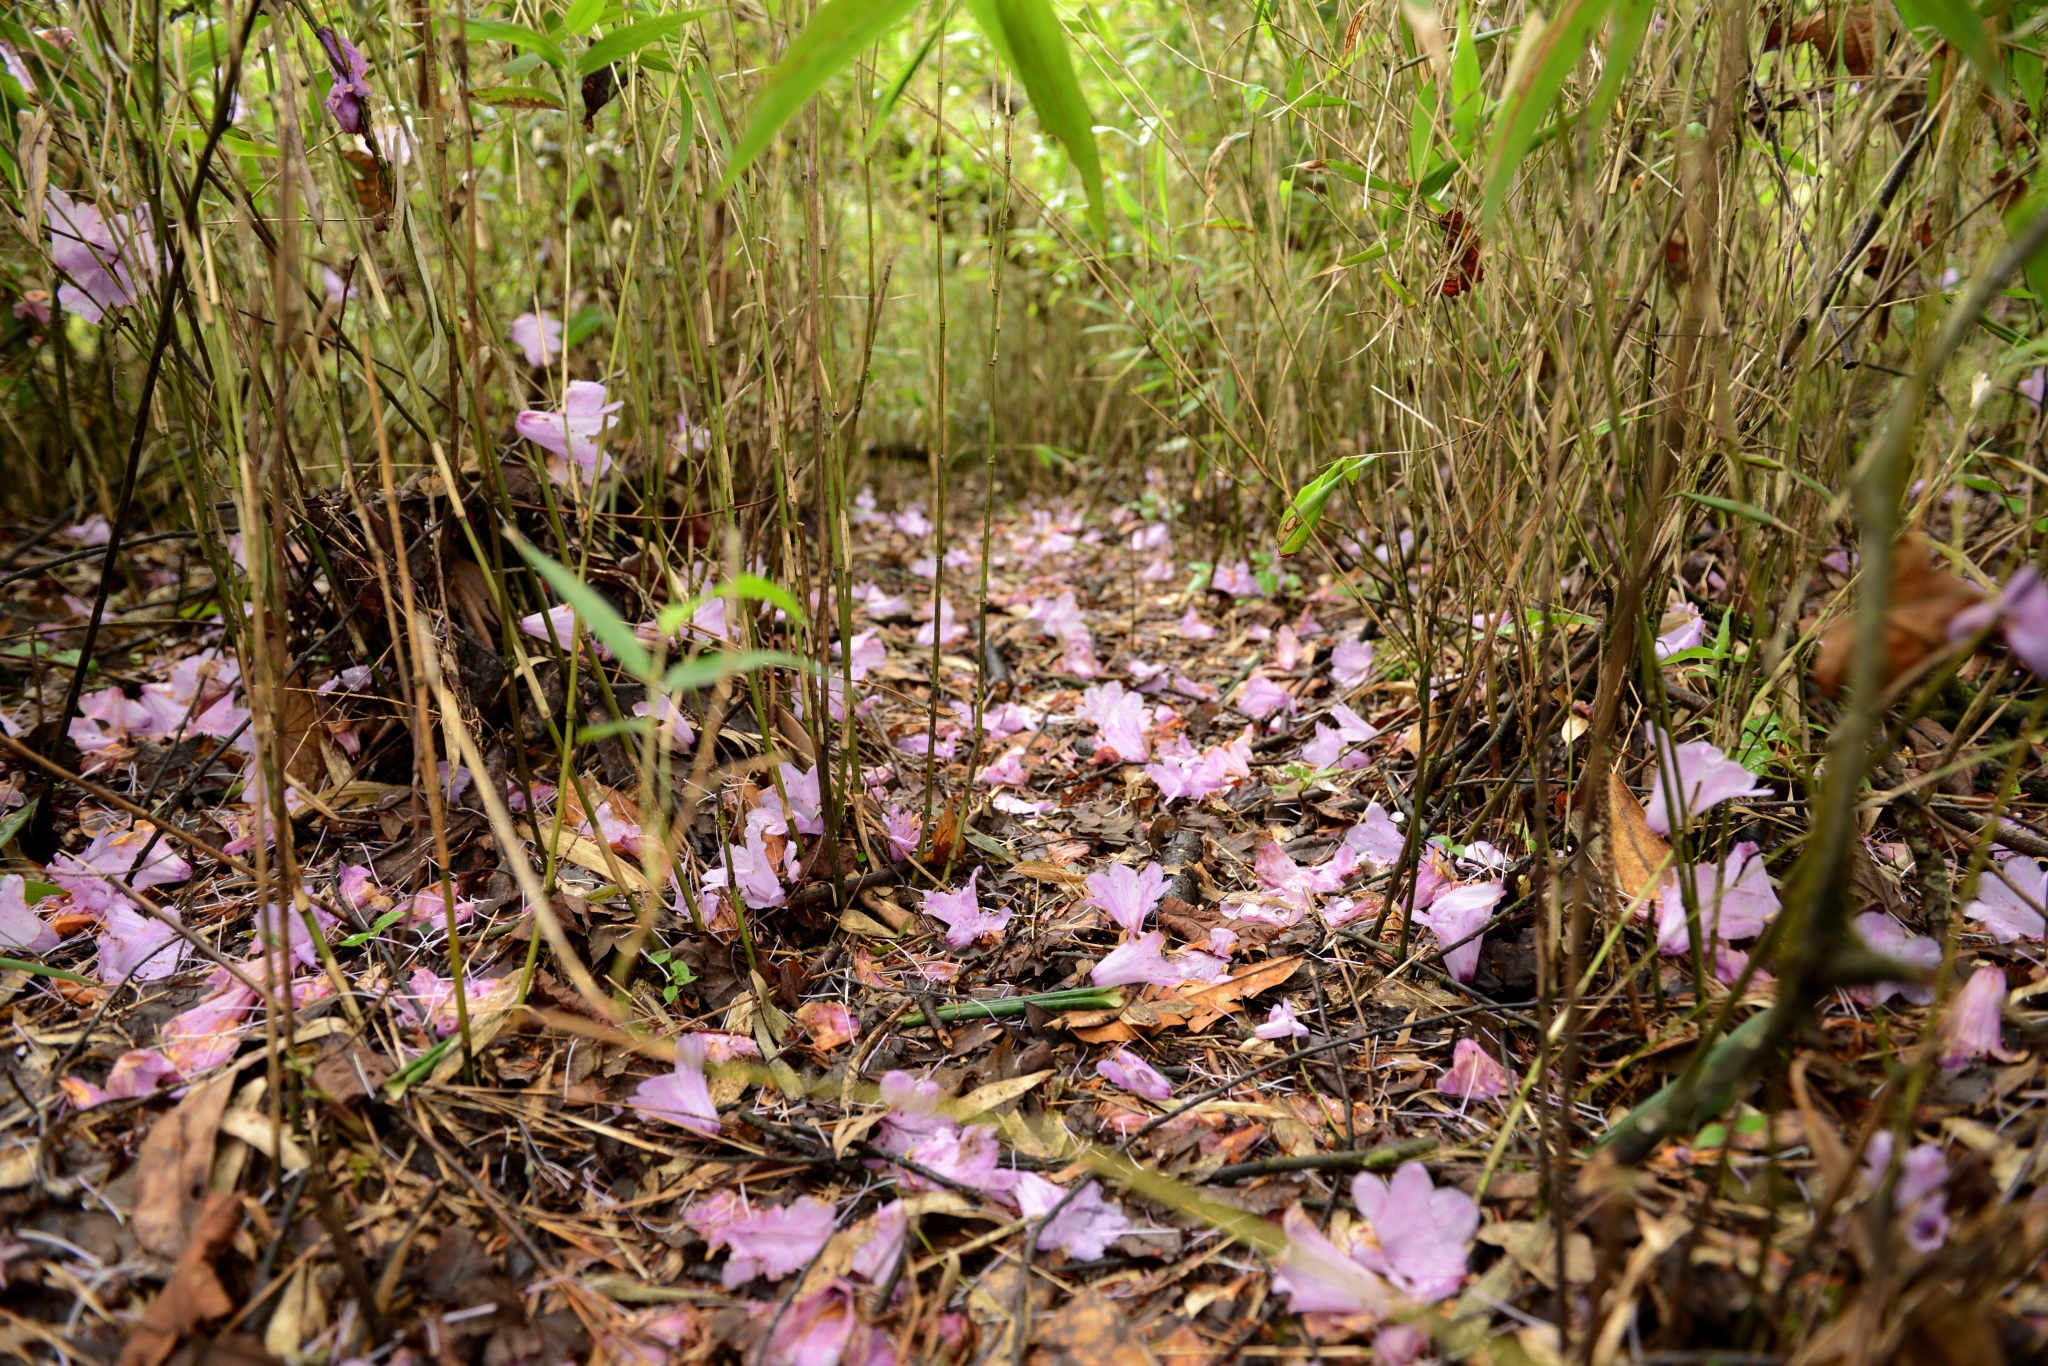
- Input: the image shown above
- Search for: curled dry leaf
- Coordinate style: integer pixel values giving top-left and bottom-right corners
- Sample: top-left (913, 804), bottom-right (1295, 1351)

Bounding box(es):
top-left (1812, 535), bottom-right (1984, 698)
top-left (1602, 772), bottom-right (1672, 913)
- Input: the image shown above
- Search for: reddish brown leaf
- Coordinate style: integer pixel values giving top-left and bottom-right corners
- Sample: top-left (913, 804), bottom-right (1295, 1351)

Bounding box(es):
top-left (132, 1074), bottom-right (233, 1259)
top-left (1812, 534), bottom-right (1985, 698)
top-left (118, 1191), bottom-right (241, 1366)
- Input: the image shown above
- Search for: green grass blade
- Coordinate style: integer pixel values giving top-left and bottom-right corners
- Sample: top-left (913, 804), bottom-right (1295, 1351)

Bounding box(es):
top-left (983, 0), bottom-right (1105, 237)
top-left (576, 12), bottom-right (704, 76)
top-left (661, 648), bottom-right (813, 693)
top-left (1896, 0), bottom-right (2003, 93)
top-left (456, 16), bottom-right (568, 70)
top-left (863, 3), bottom-right (952, 152)
top-left (1583, 0), bottom-right (1651, 135)
top-left (718, 0), bottom-right (924, 193)
top-left (514, 540), bottom-right (657, 681)
top-left (1480, 0), bottom-right (1615, 228)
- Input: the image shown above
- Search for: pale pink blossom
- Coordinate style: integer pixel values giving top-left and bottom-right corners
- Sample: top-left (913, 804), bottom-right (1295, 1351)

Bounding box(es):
top-left (762, 1283), bottom-right (897, 1366)
top-left (1438, 1038), bottom-right (1511, 1102)
top-left (1255, 841), bottom-right (1358, 906)
top-left (631, 1035), bottom-right (720, 1136)
top-left (1655, 842), bottom-right (1779, 956)
top-left (875, 1070), bottom-right (947, 1152)
top-left (1096, 1047), bottom-right (1171, 1102)
top-left (914, 597), bottom-right (967, 647)
top-left (1212, 561), bottom-right (1262, 597)
top-left (1849, 913), bottom-right (1941, 1007)
top-left (1331, 638), bottom-right (1375, 688)
top-left (1949, 565), bottom-right (2048, 678)
top-left (1343, 803), bottom-right (1408, 867)
top-left (713, 826), bottom-right (785, 909)
top-left (47, 188), bottom-right (154, 322)
top-left (1964, 856), bottom-right (2047, 942)
top-left (1642, 726), bottom-right (1769, 834)
top-left (1940, 965), bottom-right (2016, 1069)
top-left (851, 1201), bottom-right (908, 1282)
top-left (61, 1049), bottom-right (180, 1110)
top-left (921, 868), bottom-right (1008, 946)
top-left (1237, 673), bottom-right (1296, 720)
top-left (688, 1193), bottom-right (837, 1289)
top-left (1029, 591), bottom-right (1088, 643)
top-left (1014, 1174), bottom-right (1133, 1261)
top-left (1415, 881), bottom-right (1504, 981)
top-left (900, 1122), bottom-right (1018, 1195)
top-left (1271, 1204), bottom-right (1394, 1316)
top-left (840, 629), bottom-right (886, 681)
top-left (882, 808), bottom-right (921, 862)
top-left (1085, 860), bottom-right (1166, 935)
top-left (634, 694), bottom-right (697, 747)
top-left (97, 901), bottom-right (183, 983)
top-left (1144, 727), bottom-right (1255, 804)
top-left (404, 968), bottom-right (506, 1037)
top-left (509, 311), bottom-right (563, 368)
top-left (1351, 1163), bottom-right (1479, 1302)
top-left (1863, 1132), bottom-right (1950, 1253)
top-left (0, 875), bottom-right (59, 953)
top-left (1256, 1002), bottom-right (1310, 1040)
top-left (1655, 602), bottom-right (1707, 660)
top-left (516, 380), bottom-right (621, 488)
top-left (779, 763), bottom-right (824, 837)
top-left (1275, 626), bottom-right (1304, 671)
top-left (976, 746), bottom-right (1031, 789)
top-left (159, 986), bottom-right (257, 1074)
top-left (1090, 931), bottom-right (1184, 987)
top-left (1373, 1325), bottom-right (1432, 1366)
top-left (1178, 607), bottom-right (1217, 640)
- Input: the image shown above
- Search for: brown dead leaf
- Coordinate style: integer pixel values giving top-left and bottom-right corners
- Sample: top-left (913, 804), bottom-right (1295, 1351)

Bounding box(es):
top-left (1027, 1290), bottom-right (1152, 1366)
top-left (133, 1074), bottom-right (233, 1258)
top-left (118, 1191), bottom-right (241, 1366)
top-left (1172, 954), bottom-right (1302, 1033)
top-left (1812, 534), bottom-right (1985, 698)
top-left (1603, 772), bottom-right (1672, 912)
top-left (309, 1040), bottom-right (393, 1105)
top-left (1475, 1218), bottom-right (1595, 1288)
top-left (1764, 7), bottom-right (1880, 77)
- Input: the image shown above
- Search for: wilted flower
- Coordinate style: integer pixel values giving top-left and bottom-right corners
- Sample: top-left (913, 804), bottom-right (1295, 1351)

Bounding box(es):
top-left (1351, 1163), bottom-right (1480, 1302)
top-left (1343, 803), bottom-right (1407, 867)
top-left (14, 290), bottom-right (52, 326)
top-left (1096, 1047), bottom-right (1171, 1102)
top-left (1949, 565), bottom-right (2048, 678)
top-left (976, 746), bottom-right (1030, 790)
top-left (1415, 881), bottom-right (1504, 982)
top-left (1084, 860), bottom-right (1166, 936)
top-left (882, 807), bottom-right (921, 862)
top-left (1848, 912), bottom-right (1941, 1007)
top-left (1256, 1001), bottom-right (1310, 1040)
top-left (1271, 1205), bottom-right (1393, 1316)
top-left (0, 875), bottom-right (58, 954)
top-left (315, 27), bottom-right (374, 136)
top-left (687, 1193), bottom-right (836, 1289)
top-left (1178, 606), bottom-right (1217, 640)
top-left (1642, 725), bottom-right (1768, 834)
top-left (1964, 855), bottom-right (2047, 943)
top-left (47, 188), bottom-right (154, 323)
top-left (1654, 842), bottom-right (1779, 956)
top-left (1940, 964), bottom-right (2015, 1070)
top-left (1089, 930), bottom-right (1226, 987)
top-left (914, 597), bottom-right (967, 646)
top-left (1212, 560), bottom-right (1263, 597)
top-left (1079, 682), bottom-right (1151, 762)
top-left (630, 1035), bottom-right (720, 1136)
top-left (921, 868), bottom-right (1008, 947)
top-left (509, 311), bottom-right (563, 368)
top-left (1237, 673), bottom-right (1296, 720)
top-left (1331, 637), bottom-right (1375, 688)
top-left (516, 380), bottom-right (621, 488)
top-left (1015, 1173), bottom-right (1132, 1261)
top-left (1654, 602), bottom-right (1707, 660)
top-left (1863, 1131), bottom-right (1951, 1253)
top-left (1438, 1037), bottom-right (1511, 1102)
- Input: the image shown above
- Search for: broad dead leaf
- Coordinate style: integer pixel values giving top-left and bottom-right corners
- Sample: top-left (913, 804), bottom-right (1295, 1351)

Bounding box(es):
top-left (118, 1190), bottom-right (241, 1366)
top-left (1027, 1290), bottom-right (1152, 1366)
top-left (133, 1074), bottom-right (233, 1258)
top-left (1812, 534), bottom-right (1984, 698)
top-left (1603, 772), bottom-right (1672, 913)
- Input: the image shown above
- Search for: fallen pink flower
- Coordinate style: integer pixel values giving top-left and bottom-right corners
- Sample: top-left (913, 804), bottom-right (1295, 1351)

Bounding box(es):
top-left (47, 188), bottom-right (153, 322)
top-left (68, 825), bottom-right (191, 890)
top-left (516, 380), bottom-right (621, 488)
top-left (509, 311), bottom-right (563, 368)
top-left (1029, 591), bottom-right (1088, 643)
top-left (1091, 931), bottom-right (1184, 988)
top-left (882, 807), bottom-right (921, 862)
top-left (1178, 607), bottom-right (1217, 640)
top-left (1331, 637), bottom-right (1375, 689)
top-left (1643, 726), bottom-right (1769, 835)
top-left (690, 1194), bottom-right (837, 1289)
top-left (1415, 881), bottom-right (1504, 981)
top-left (876, 1070), bottom-right (947, 1152)
top-left (160, 986), bottom-right (258, 1074)
top-left (1271, 1204), bottom-right (1393, 1316)
top-left (1085, 860), bottom-right (1166, 936)
top-left (315, 26), bottom-right (373, 135)
top-left (1373, 1324), bottom-right (1433, 1366)
top-left (913, 597), bottom-right (967, 646)
top-left (1236, 673), bottom-right (1296, 720)
top-left (337, 864), bottom-right (392, 917)
top-left (921, 868), bottom-right (1009, 947)
top-left (1850, 913), bottom-right (1940, 1008)
top-left (403, 886), bottom-right (476, 935)
top-left (404, 968), bottom-right (506, 1038)
top-left (97, 901), bottom-right (184, 984)
top-left (761, 1282), bottom-right (897, 1366)
top-left (778, 763), bottom-right (825, 837)
top-left (901, 1122), bottom-right (1017, 1195)
top-left (62, 1048), bottom-right (179, 1110)
top-left (1096, 1047), bottom-right (1171, 1102)
top-left (1350, 1163), bottom-right (1479, 1302)
top-left (1256, 1002), bottom-right (1310, 1040)
top-left (795, 1001), bottom-right (858, 1052)
top-left (841, 628), bottom-right (887, 681)
top-left (0, 875), bottom-right (59, 953)
top-left (851, 1201), bottom-right (908, 1281)
top-left (1275, 626), bottom-right (1305, 671)
top-left (631, 1035), bottom-right (721, 1136)
top-left (1014, 1173), bottom-right (1133, 1261)
top-left (1079, 682), bottom-right (1151, 762)
top-left (1863, 1132), bottom-right (1951, 1253)
top-left (1344, 803), bottom-right (1408, 868)
top-left (976, 746), bottom-right (1031, 789)
top-left (1950, 564), bottom-right (2048, 678)
top-left (1212, 560), bottom-right (1263, 598)
top-left (1940, 964), bottom-right (2017, 1070)
top-left (1964, 855), bottom-right (2047, 942)
top-left (633, 694), bottom-right (697, 748)
top-left (1654, 602), bottom-right (1707, 660)
top-left (1439, 1038), bottom-right (1511, 1102)
top-left (1655, 842), bottom-right (1780, 956)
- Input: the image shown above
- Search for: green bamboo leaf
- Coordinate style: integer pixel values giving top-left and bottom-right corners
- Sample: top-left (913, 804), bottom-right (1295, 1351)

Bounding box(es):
top-left (0, 956), bottom-right (90, 985)
top-left (661, 648), bottom-right (813, 692)
top-left (514, 541), bottom-right (657, 680)
top-left (565, 0), bottom-right (606, 34)
top-left (1449, 0), bottom-right (1482, 157)
top-left (1898, 0), bottom-right (2003, 92)
top-left (979, 0), bottom-right (1106, 236)
top-left (863, 4), bottom-right (952, 151)
top-left (460, 16), bottom-right (569, 69)
top-left (469, 84), bottom-right (566, 109)
top-left (576, 11), bottom-right (705, 76)
top-left (718, 0), bottom-right (924, 193)
top-left (1677, 489), bottom-right (1792, 532)
top-left (1479, 0), bottom-right (1615, 228)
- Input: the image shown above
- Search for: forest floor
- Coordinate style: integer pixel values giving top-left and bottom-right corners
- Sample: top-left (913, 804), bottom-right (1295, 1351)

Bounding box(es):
top-left (0, 479), bottom-right (2044, 1366)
